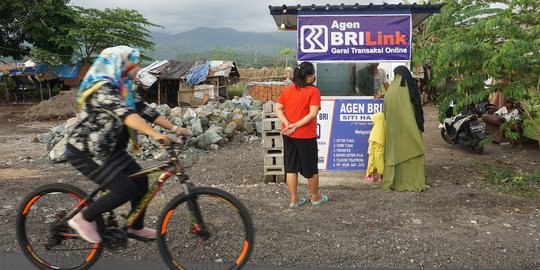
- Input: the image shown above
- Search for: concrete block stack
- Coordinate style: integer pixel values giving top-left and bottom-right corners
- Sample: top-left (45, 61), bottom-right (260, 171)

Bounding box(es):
top-left (262, 101), bottom-right (285, 183)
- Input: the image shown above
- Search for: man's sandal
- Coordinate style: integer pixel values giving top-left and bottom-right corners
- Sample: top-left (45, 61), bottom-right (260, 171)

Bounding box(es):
top-left (289, 198), bottom-right (308, 208)
top-left (311, 195), bottom-right (329, 205)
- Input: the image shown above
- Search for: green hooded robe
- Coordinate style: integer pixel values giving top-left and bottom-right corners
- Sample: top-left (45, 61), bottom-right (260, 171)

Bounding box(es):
top-left (381, 74), bottom-right (425, 192)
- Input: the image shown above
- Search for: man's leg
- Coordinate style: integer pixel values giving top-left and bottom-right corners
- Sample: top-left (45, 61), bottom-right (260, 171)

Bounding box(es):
top-left (307, 174), bottom-right (321, 202)
top-left (286, 173), bottom-right (299, 206)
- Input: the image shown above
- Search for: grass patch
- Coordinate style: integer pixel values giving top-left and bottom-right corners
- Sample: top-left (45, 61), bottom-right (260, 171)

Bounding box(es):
top-left (483, 165), bottom-right (540, 197)
top-left (227, 82), bottom-right (245, 99)
top-left (425, 178), bottom-right (436, 187)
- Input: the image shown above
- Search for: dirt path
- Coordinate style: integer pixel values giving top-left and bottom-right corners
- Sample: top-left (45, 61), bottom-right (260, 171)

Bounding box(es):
top-left (0, 104), bottom-right (539, 269)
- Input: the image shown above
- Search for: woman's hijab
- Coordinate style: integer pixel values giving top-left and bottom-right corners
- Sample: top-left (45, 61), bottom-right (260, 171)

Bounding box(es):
top-left (77, 46), bottom-right (140, 109)
top-left (76, 46), bottom-right (141, 152)
top-left (393, 65), bottom-right (424, 132)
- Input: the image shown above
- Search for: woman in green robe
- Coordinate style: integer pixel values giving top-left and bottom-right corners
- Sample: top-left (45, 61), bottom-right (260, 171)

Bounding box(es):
top-left (381, 66), bottom-right (425, 192)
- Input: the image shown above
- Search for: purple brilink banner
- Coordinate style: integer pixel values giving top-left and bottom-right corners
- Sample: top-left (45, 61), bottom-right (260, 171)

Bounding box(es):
top-left (297, 15), bottom-right (411, 62)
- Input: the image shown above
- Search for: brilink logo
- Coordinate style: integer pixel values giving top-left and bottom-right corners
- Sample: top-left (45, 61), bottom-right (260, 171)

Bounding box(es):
top-left (300, 25), bottom-right (328, 53)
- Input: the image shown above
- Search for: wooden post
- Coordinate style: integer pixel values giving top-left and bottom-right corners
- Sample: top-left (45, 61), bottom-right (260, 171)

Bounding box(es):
top-left (157, 78), bottom-right (161, 105)
top-left (164, 81), bottom-right (167, 105)
top-left (224, 78), bottom-right (229, 100)
top-left (39, 79), bottom-right (43, 101)
top-left (176, 81), bottom-right (182, 107)
top-left (47, 83), bottom-right (52, 99)
top-left (3, 77), bottom-right (9, 102)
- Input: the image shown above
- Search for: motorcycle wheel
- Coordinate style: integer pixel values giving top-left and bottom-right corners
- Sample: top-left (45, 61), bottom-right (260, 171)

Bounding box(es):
top-left (472, 143), bottom-right (484, 154)
top-left (440, 128), bottom-right (453, 144)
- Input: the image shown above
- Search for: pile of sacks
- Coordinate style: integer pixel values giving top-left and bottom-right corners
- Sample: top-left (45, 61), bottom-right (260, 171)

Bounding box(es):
top-left (35, 97), bottom-right (265, 162)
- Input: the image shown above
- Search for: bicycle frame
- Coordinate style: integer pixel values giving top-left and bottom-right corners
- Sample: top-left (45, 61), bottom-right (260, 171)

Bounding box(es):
top-left (65, 151), bottom-right (192, 230)
top-left (125, 162), bottom-right (177, 227)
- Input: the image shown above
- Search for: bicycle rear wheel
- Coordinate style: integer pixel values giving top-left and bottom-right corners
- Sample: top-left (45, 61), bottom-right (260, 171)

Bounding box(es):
top-left (16, 183), bottom-right (103, 270)
top-left (157, 187), bottom-right (254, 270)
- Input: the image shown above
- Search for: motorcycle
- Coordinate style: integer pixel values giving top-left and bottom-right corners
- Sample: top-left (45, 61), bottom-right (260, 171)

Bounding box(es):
top-left (441, 107), bottom-right (486, 154)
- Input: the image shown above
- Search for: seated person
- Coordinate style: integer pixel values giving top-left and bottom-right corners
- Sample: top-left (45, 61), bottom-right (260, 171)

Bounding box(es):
top-left (482, 98), bottom-right (523, 145)
top-left (355, 63), bottom-right (389, 99)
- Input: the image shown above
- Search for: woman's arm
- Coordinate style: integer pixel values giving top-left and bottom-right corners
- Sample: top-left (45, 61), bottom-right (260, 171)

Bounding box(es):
top-left (275, 102), bottom-right (290, 127)
top-left (133, 91), bottom-right (188, 136)
top-left (295, 105), bottom-right (320, 128)
top-left (153, 115), bottom-right (190, 135)
top-left (124, 114), bottom-right (170, 145)
top-left (282, 105), bottom-right (320, 135)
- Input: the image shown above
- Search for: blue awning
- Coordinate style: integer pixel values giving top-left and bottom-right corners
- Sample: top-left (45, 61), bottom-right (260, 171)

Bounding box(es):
top-left (9, 67), bottom-right (35, 76)
top-left (50, 63), bottom-right (81, 78)
top-left (10, 63), bottom-right (82, 78)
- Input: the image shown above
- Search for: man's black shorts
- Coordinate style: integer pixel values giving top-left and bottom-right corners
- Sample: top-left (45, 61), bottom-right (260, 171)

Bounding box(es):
top-left (282, 135), bottom-right (318, 179)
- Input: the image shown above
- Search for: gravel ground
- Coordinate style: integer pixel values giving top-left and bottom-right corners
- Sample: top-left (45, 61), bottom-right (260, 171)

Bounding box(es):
top-left (0, 104), bottom-right (539, 269)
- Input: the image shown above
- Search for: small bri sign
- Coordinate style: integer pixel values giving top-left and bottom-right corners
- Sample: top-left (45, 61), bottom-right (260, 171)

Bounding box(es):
top-left (317, 97), bottom-right (384, 171)
top-left (297, 15), bottom-right (411, 62)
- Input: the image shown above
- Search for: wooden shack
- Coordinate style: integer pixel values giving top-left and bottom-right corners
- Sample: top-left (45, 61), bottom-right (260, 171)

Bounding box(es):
top-left (138, 60), bottom-right (240, 107)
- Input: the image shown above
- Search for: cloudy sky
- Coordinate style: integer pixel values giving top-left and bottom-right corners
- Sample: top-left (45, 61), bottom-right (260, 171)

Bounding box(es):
top-left (70, 0), bottom-right (400, 34)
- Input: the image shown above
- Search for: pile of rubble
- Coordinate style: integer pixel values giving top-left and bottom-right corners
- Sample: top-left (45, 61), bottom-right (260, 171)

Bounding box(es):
top-left (35, 97), bottom-right (267, 162)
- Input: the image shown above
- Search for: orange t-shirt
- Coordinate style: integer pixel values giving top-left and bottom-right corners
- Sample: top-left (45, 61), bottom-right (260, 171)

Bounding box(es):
top-left (277, 84), bottom-right (321, 139)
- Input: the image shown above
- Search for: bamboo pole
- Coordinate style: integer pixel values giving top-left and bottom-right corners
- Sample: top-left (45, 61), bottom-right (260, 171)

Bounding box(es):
top-left (157, 78), bottom-right (161, 105)
top-left (39, 79), bottom-right (43, 101)
top-left (3, 77), bottom-right (9, 102)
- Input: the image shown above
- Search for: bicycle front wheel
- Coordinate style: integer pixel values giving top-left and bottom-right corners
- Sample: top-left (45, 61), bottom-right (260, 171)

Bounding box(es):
top-left (16, 183), bottom-right (103, 270)
top-left (157, 187), bottom-right (254, 270)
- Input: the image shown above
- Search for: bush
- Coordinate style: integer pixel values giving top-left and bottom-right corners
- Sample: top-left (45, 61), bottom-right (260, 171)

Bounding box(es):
top-left (484, 166), bottom-right (540, 197)
top-left (227, 82), bottom-right (245, 99)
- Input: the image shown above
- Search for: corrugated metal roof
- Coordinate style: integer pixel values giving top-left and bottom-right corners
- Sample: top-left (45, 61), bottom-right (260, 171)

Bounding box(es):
top-left (141, 60), bottom-right (240, 81)
top-left (269, 3), bottom-right (443, 30)
top-left (209, 61), bottom-right (239, 77)
top-left (140, 60), bottom-right (168, 73)
top-left (160, 60), bottom-right (196, 80)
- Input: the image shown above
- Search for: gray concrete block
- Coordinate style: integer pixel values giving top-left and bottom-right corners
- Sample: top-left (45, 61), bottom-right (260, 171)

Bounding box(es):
top-left (265, 148), bottom-right (283, 155)
top-left (264, 154), bottom-right (284, 166)
top-left (262, 102), bottom-right (275, 113)
top-left (262, 112), bottom-right (277, 119)
top-left (262, 131), bottom-right (281, 138)
top-left (262, 118), bottom-right (282, 131)
top-left (263, 134), bottom-right (283, 148)
top-left (264, 174), bottom-right (286, 183)
top-left (264, 165), bottom-right (284, 175)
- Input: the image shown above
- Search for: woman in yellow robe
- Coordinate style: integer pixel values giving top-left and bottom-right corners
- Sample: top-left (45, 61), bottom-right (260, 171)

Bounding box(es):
top-left (365, 112), bottom-right (385, 182)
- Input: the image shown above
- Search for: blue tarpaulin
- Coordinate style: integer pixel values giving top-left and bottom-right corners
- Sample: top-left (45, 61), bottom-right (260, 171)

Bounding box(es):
top-left (9, 67), bottom-right (35, 76)
top-left (10, 63), bottom-right (82, 78)
top-left (185, 62), bottom-right (210, 87)
top-left (50, 63), bottom-right (81, 78)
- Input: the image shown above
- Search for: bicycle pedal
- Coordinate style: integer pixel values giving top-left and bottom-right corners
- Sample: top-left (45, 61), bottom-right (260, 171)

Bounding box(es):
top-left (126, 232), bottom-right (155, 242)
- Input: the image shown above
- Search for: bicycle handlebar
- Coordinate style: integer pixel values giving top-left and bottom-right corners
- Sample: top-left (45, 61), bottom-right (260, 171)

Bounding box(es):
top-left (157, 134), bottom-right (188, 147)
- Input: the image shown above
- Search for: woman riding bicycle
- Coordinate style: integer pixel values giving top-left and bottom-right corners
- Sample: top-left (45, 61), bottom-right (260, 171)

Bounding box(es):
top-left (65, 46), bottom-right (188, 243)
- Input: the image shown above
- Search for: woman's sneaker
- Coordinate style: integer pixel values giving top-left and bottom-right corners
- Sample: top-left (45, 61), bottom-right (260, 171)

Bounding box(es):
top-left (127, 227), bottom-right (157, 239)
top-left (68, 212), bottom-right (102, 243)
top-left (364, 175), bottom-right (375, 183)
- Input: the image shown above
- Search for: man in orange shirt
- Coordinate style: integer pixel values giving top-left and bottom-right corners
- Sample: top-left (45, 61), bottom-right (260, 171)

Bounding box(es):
top-left (275, 61), bottom-right (328, 208)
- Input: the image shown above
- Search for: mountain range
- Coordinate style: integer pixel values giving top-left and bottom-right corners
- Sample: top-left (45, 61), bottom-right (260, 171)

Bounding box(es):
top-left (147, 27), bottom-right (297, 66)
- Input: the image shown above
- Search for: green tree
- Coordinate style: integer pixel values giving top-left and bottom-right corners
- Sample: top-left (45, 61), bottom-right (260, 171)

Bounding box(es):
top-left (63, 7), bottom-right (161, 62)
top-left (0, 0), bottom-right (74, 61)
top-left (414, 0), bottom-right (540, 132)
top-left (279, 48), bottom-right (295, 68)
